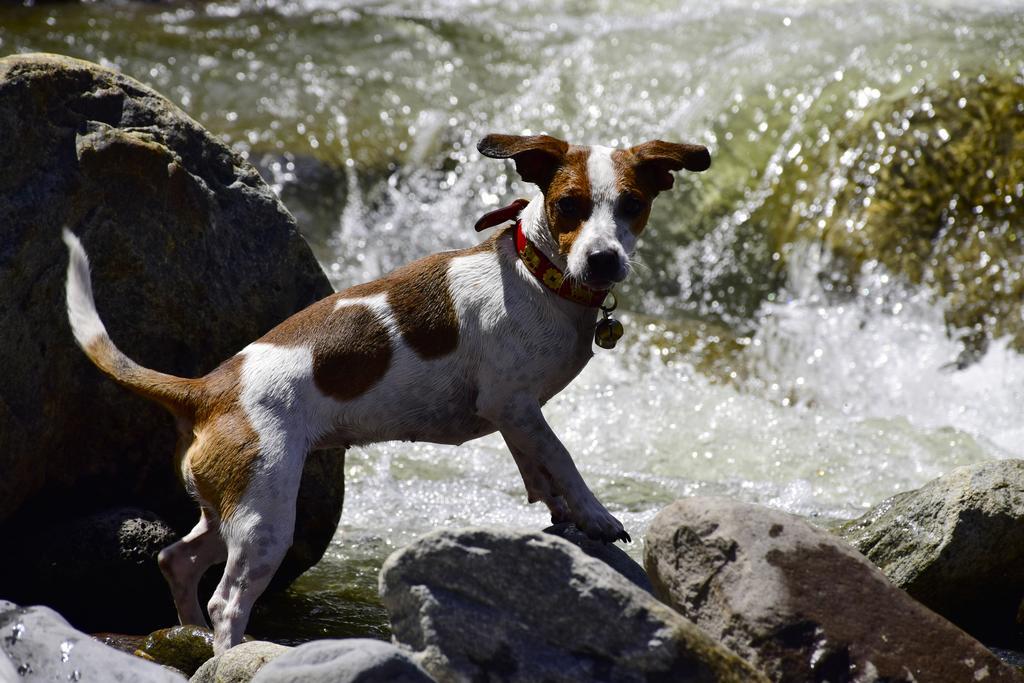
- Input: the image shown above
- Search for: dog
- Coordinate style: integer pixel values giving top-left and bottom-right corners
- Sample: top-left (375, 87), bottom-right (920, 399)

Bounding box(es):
top-left (62, 133), bottom-right (710, 653)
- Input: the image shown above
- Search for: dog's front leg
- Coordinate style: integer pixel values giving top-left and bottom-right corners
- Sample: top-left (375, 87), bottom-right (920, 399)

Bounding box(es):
top-left (507, 443), bottom-right (571, 525)
top-left (480, 392), bottom-right (630, 543)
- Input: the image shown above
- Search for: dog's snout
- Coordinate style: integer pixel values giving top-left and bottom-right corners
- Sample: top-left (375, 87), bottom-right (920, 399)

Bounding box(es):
top-left (585, 249), bottom-right (623, 282)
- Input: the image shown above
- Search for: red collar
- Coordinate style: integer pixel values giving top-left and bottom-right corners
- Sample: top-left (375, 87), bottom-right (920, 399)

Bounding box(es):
top-left (513, 220), bottom-right (609, 308)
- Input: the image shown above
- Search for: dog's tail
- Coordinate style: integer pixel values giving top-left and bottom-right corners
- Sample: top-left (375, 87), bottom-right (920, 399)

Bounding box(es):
top-left (63, 228), bottom-right (198, 418)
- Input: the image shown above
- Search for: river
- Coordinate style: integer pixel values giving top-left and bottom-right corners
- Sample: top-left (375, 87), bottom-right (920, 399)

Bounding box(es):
top-left (1, 0), bottom-right (1022, 642)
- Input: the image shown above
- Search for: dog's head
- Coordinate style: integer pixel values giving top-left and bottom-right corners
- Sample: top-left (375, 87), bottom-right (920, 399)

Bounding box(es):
top-left (478, 134), bottom-right (710, 289)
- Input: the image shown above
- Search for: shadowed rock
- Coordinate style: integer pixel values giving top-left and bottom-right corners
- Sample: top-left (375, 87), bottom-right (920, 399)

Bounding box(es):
top-left (380, 527), bottom-right (766, 683)
top-left (645, 497), bottom-right (1022, 683)
top-left (0, 52), bottom-right (344, 630)
top-left (543, 521), bottom-right (654, 593)
top-left (838, 459), bottom-right (1024, 647)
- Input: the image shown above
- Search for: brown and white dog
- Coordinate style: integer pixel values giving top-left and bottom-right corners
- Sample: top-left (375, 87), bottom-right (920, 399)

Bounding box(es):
top-left (63, 133), bottom-right (710, 653)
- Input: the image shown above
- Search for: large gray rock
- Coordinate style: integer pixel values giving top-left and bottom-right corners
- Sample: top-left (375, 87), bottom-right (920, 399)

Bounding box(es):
top-left (645, 497), bottom-right (1022, 683)
top-left (252, 639), bottom-right (434, 683)
top-left (190, 640), bottom-right (290, 683)
top-left (0, 600), bottom-right (186, 681)
top-left (543, 522), bottom-right (653, 593)
top-left (838, 459), bottom-right (1024, 646)
top-left (380, 527), bottom-right (766, 683)
top-left (0, 52), bottom-right (344, 627)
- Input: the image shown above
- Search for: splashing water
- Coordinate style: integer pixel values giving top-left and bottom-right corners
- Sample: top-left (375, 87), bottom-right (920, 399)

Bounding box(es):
top-left (3, 0), bottom-right (1023, 641)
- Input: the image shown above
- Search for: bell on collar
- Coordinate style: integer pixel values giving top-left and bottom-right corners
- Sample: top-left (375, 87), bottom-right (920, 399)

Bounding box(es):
top-left (594, 291), bottom-right (624, 349)
top-left (595, 317), bottom-right (624, 349)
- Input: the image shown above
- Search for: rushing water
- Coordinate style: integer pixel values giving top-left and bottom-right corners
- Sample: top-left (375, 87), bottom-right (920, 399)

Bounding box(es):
top-left (2, 0), bottom-right (1023, 642)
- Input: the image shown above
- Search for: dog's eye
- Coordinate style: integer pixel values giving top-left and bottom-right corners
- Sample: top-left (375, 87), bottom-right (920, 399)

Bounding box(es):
top-left (556, 197), bottom-right (584, 219)
top-left (618, 194), bottom-right (646, 217)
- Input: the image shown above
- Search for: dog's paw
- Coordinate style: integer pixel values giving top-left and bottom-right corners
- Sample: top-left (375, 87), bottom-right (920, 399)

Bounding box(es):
top-left (572, 500), bottom-right (630, 544)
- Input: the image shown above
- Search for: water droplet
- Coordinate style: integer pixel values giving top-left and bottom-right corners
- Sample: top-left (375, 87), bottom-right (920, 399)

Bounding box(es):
top-left (5, 622), bottom-right (24, 646)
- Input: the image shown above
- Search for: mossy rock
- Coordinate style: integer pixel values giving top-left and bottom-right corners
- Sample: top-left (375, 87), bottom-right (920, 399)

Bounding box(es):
top-left (133, 626), bottom-right (215, 677)
top-left (755, 71), bottom-right (1024, 353)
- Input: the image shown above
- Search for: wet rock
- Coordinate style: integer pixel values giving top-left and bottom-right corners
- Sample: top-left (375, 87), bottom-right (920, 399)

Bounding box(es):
top-left (543, 522), bottom-right (653, 593)
top-left (756, 73), bottom-right (1024, 353)
top-left (0, 52), bottom-right (344, 626)
top-left (0, 599), bottom-right (186, 681)
top-left (837, 459), bottom-right (1024, 647)
top-left (645, 497), bottom-right (1022, 683)
top-left (380, 527), bottom-right (766, 683)
top-left (252, 151), bottom-right (347, 266)
top-left (190, 640), bottom-right (290, 683)
top-left (92, 632), bottom-right (147, 655)
top-left (2, 507), bottom-right (178, 632)
top-left (251, 639), bottom-right (434, 683)
top-left (134, 625), bottom-right (215, 677)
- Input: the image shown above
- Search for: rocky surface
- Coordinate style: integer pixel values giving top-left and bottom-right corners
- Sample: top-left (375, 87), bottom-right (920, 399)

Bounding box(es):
top-left (251, 639), bottom-right (434, 683)
top-left (0, 52), bottom-right (345, 627)
top-left (645, 497), bottom-right (1022, 683)
top-left (134, 625), bottom-right (216, 677)
top-left (756, 73), bottom-right (1024, 354)
top-left (380, 527), bottom-right (765, 683)
top-left (837, 459), bottom-right (1024, 646)
top-left (0, 600), bottom-right (186, 681)
top-left (190, 640), bottom-right (290, 683)
top-left (543, 522), bottom-right (653, 593)
top-left (2, 507), bottom-right (179, 631)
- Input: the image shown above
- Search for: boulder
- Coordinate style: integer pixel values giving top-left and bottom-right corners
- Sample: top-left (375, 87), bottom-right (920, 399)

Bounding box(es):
top-left (0, 600), bottom-right (186, 681)
top-left (754, 73), bottom-right (1024, 354)
top-left (134, 625), bottom-right (216, 677)
top-left (252, 151), bottom-right (347, 268)
top-left (644, 497), bottom-right (1022, 683)
top-left (837, 459), bottom-right (1024, 646)
top-left (543, 522), bottom-right (653, 593)
top-left (0, 52), bottom-right (344, 625)
top-left (1, 507), bottom-right (179, 632)
top-left (190, 640), bottom-right (290, 683)
top-left (251, 639), bottom-right (434, 683)
top-left (380, 527), bottom-right (766, 683)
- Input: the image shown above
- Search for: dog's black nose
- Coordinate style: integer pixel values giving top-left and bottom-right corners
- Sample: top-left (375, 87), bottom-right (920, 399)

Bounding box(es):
top-left (585, 249), bottom-right (623, 282)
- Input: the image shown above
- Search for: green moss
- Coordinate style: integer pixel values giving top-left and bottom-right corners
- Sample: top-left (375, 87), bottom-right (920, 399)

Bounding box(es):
top-left (133, 626), bottom-right (214, 677)
top-left (755, 72), bottom-right (1024, 351)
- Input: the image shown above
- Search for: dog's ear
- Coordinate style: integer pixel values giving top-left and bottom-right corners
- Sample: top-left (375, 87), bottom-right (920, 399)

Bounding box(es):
top-left (629, 140), bottom-right (711, 192)
top-left (478, 134), bottom-right (569, 189)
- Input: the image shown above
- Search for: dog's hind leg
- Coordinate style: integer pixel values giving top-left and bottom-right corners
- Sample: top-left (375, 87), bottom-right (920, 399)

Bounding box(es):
top-left (157, 510), bottom-right (227, 627)
top-left (205, 436), bottom-right (306, 654)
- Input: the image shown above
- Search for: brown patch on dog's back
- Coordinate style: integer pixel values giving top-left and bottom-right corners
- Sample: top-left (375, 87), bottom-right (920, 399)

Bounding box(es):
top-left (386, 253), bottom-right (459, 359)
top-left (339, 235), bottom-right (499, 359)
top-left (310, 304), bottom-right (392, 400)
top-left (253, 296), bottom-right (392, 400)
